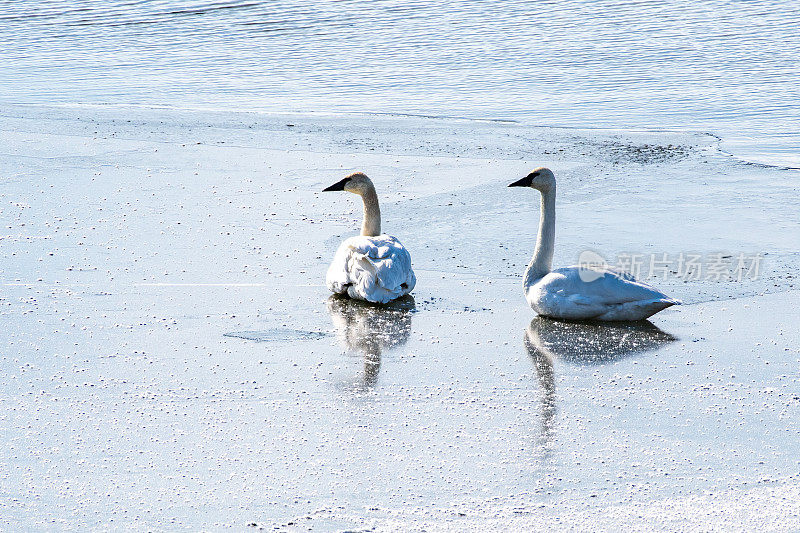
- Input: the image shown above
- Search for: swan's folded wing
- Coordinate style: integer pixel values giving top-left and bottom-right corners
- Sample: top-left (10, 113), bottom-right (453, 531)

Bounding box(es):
top-left (552, 266), bottom-right (674, 305)
top-left (531, 266), bottom-right (679, 319)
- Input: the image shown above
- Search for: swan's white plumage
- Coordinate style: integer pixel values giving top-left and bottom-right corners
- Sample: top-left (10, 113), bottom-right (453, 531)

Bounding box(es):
top-left (511, 166), bottom-right (680, 321)
top-left (526, 266), bottom-right (680, 321)
top-left (326, 234), bottom-right (416, 304)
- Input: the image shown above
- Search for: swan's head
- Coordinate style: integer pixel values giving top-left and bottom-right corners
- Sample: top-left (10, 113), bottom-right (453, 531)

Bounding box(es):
top-left (508, 167), bottom-right (556, 192)
top-left (322, 172), bottom-right (374, 195)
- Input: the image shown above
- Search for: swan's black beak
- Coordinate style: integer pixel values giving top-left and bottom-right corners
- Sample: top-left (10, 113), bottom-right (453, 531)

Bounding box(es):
top-left (508, 175), bottom-right (533, 187)
top-left (323, 177), bottom-right (350, 192)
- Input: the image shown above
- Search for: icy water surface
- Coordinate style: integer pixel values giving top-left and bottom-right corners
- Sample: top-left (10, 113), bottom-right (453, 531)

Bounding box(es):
top-left (1, 106), bottom-right (799, 530)
top-left (1, 0), bottom-right (799, 165)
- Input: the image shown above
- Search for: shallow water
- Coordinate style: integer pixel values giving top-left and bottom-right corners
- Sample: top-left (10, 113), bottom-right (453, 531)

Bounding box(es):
top-left (1, 0), bottom-right (799, 166)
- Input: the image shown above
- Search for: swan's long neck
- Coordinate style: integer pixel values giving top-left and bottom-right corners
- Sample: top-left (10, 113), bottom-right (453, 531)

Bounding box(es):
top-left (524, 187), bottom-right (556, 288)
top-left (359, 187), bottom-right (381, 237)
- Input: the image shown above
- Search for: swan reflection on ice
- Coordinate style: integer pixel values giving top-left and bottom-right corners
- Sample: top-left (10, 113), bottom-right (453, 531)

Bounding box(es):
top-left (523, 317), bottom-right (676, 459)
top-left (524, 321), bottom-right (557, 457)
top-left (326, 294), bottom-right (415, 389)
top-left (525, 316), bottom-right (676, 365)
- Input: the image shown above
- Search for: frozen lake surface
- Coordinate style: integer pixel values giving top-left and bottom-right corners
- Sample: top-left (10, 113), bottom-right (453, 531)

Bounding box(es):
top-left (1, 106), bottom-right (799, 530)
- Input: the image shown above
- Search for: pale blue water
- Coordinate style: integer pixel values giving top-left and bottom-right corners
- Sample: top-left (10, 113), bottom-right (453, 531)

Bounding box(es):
top-left (1, 1), bottom-right (798, 164)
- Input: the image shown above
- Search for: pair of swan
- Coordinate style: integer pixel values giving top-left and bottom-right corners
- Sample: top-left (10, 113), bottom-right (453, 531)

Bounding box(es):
top-left (323, 169), bottom-right (680, 321)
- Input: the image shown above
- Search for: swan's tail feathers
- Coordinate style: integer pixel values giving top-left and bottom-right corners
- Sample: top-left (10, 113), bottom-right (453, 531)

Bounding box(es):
top-left (596, 297), bottom-right (681, 321)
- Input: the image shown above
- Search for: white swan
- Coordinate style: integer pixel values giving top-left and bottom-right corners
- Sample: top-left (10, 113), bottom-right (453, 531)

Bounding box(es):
top-left (508, 168), bottom-right (680, 321)
top-left (323, 173), bottom-right (416, 304)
